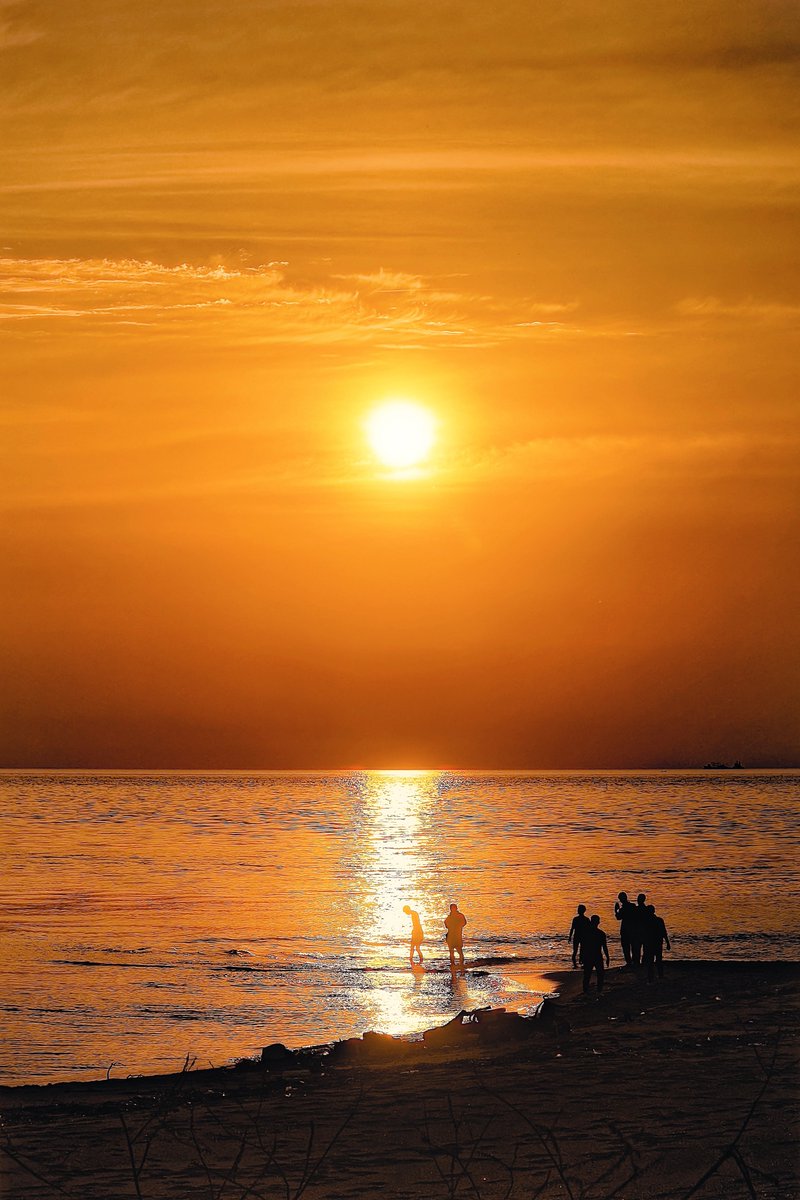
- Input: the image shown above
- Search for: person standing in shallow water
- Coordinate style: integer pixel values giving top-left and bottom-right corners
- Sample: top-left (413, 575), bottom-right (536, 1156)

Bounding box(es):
top-left (444, 902), bottom-right (467, 972)
top-left (642, 903), bottom-right (671, 982)
top-left (631, 892), bottom-right (648, 966)
top-left (402, 904), bottom-right (424, 966)
top-left (581, 914), bottom-right (610, 996)
top-left (567, 904), bottom-right (591, 968)
top-left (614, 891), bottom-right (637, 966)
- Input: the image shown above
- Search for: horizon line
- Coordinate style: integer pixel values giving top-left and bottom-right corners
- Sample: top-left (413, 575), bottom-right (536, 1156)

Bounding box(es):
top-left (1, 763), bottom-right (797, 774)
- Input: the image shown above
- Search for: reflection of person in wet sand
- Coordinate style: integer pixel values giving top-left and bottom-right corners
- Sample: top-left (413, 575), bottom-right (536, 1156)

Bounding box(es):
top-left (402, 904), bottom-right (424, 965)
top-left (444, 902), bottom-right (467, 971)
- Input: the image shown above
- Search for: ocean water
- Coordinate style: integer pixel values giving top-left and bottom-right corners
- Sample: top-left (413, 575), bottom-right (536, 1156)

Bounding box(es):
top-left (1, 770), bottom-right (798, 1086)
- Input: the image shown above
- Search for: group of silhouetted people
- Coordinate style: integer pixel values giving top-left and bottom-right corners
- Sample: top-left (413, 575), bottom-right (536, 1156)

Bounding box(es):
top-left (568, 891), bottom-right (672, 994)
top-left (402, 893), bottom-right (671, 992)
top-left (403, 902), bottom-right (467, 972)
top-left (567, 908), bottom-right (610, 994)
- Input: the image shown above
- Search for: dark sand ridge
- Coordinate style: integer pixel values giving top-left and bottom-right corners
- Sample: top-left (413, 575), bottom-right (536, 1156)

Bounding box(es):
top-left (1, 962), bottom-right (798, 1199)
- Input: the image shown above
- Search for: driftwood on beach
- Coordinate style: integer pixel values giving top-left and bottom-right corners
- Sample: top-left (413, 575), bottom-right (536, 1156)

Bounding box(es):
top-left (258, 1000), bottom-right (564, 1069)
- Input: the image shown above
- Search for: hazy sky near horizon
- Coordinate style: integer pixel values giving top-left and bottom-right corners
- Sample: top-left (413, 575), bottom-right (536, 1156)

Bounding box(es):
top-left (2, 0), bottom-right (799, 768)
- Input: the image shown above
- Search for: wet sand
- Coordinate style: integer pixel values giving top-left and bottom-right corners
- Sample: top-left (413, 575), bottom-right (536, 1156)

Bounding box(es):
top-left (2, 961), bottom-right (798, 1199)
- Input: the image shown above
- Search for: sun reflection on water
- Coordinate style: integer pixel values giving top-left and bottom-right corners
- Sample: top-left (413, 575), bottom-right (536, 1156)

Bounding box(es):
top-left (347, 771), bottom-right (548, 1036)
top-left (354, 770), bottom-right (438, 948)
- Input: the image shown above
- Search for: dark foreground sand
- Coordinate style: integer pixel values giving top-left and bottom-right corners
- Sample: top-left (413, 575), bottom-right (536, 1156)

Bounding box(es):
top-left (2, 962), bottom-right (798, 1199)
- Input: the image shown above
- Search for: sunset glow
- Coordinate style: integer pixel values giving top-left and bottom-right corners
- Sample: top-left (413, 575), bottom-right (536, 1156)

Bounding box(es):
top-left (0, 0), bottom-right (797, 770)
top-left (1, 10), bottom-right (799, 1185)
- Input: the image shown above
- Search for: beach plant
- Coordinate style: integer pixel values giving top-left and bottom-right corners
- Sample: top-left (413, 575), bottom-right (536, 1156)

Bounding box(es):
top-left (0, 1055), bottom-right (360, 1200)
top-left (680, 1029), bottom-right (786, 1200)
top-left (420, 1091), bottom-right (520, 1198)
top-left (0, 1013), bottom-right (795, 1199)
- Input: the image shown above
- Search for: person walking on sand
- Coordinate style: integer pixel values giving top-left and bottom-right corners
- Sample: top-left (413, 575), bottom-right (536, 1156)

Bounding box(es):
top-left (581, 914), bottom-right (610, 996)
top-left (614, 891), bottom-right (637, 966)
top-left (642, 903), bottom-right (671, 982)
top-left (630, 892), bottom-right (648, 966)
top-left (444, 902), bottom-right (467, 972)
top-left (403, 904), bottom-right (425, 965)
top-left (567, 904), bottom-right (591, 969)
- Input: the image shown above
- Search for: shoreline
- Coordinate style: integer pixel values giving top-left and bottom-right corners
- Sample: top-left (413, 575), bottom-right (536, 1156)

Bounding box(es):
top-left (2, 961), bottom-right (798, 1199)
top-left (0, 959), bottom-right (796, 1098)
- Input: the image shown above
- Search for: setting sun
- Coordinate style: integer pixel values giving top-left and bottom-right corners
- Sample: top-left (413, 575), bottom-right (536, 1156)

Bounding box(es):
top-left (366, 401), bottom-right (437, 469)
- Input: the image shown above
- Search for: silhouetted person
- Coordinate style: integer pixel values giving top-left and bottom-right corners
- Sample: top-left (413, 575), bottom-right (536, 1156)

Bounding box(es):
top-left (630, 892), bottom-right (648, 966)
top-left (402, 904), bottom-right (424, 965)
top-left (581, 914), bottom-right (609, 995)
top-left (642, 904), bottom-right (671, 981)
top-left (567, 904), bottom-right (591, 968)
top-left (444, 902), bottom-right (467, 971)
top-left (614, 891), bottom-right (637, 966)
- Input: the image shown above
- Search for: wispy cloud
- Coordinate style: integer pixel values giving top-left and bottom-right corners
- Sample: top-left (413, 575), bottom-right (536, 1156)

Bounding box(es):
top-left (0, 255), bottom-right (580, 347)
top-left (0, 0), bottom-right (39, 50)
top-left (2, 149), bottom-right (797, 199)
top-left (675, 296), bottom-right (800, 323)
top-left (446, 430), bottom-right (800, 491)
top-left (5, 426), bottom-right (796, 515)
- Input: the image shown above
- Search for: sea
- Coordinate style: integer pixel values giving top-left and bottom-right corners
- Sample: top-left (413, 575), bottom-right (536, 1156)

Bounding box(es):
top-left (1, 770), bottom-right (798, 1086)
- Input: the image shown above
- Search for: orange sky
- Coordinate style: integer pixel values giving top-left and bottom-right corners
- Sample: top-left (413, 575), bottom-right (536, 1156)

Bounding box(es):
top-left (1, 0), bottom-right (798, 767)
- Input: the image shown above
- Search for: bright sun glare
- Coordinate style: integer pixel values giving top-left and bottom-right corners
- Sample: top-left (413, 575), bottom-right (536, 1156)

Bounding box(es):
top-left (366, 400), bottom-right (436, 470)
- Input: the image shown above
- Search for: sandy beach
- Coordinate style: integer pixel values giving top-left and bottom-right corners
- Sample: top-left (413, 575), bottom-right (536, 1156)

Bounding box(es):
top-left (2, 961), bottom-right (798, 1199)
